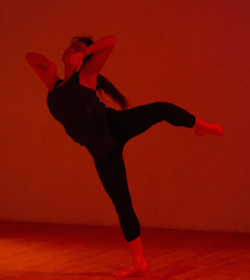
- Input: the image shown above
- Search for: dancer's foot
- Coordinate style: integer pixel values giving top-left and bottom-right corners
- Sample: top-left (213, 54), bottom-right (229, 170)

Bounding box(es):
top-left (194, 119), bottom-right (223, 136)
top-left (114, 257), bottom-right (149, 277)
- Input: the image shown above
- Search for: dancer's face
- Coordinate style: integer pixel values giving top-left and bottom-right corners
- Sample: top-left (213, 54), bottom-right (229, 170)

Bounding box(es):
top-left (62, 41), bottom-right (86, 63)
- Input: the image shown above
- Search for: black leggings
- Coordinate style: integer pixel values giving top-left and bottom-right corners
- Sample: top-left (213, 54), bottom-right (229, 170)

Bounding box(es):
top-left (94, 102), bottom-right (195, 242)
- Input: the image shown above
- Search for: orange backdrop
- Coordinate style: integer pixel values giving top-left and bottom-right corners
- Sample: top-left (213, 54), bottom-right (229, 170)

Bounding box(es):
top-left (1, 0), bottom-right (249, 233)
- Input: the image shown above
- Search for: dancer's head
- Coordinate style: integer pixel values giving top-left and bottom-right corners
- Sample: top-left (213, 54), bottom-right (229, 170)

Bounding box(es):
top-left (71, 36), bottom-right (94, 48)
top-left (62, 35), bottom-right (94, 65)
top-left (62, 35), bottom-right (129, 110)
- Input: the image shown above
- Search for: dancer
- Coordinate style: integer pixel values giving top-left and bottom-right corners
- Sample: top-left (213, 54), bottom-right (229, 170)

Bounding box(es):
top-left (26, 35), bottom-right (223, 277)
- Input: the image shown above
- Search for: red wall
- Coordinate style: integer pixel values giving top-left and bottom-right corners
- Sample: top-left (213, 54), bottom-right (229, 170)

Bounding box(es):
top-left (1, 0), bottom-right (249, 233)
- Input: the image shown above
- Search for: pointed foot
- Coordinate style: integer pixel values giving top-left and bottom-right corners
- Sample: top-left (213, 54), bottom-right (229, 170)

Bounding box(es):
top-left (195, 123), bottom-right (224, 137)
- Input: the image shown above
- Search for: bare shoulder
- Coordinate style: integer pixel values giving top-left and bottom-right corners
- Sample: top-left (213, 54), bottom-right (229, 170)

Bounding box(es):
top-left (79, 68), bottom-right (98, 90)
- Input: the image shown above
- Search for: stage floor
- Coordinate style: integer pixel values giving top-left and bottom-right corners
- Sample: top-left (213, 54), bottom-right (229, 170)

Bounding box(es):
top-left (0, 221), bottom-right (249, 279)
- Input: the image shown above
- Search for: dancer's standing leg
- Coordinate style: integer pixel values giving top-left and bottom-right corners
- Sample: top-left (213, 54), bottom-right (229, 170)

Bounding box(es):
top-left (94, 147), bottom-right (149, 276)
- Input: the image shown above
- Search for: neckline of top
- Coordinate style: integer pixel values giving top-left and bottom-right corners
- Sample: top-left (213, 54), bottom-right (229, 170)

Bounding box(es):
top-left (55, 72), bottom-right (96, 92)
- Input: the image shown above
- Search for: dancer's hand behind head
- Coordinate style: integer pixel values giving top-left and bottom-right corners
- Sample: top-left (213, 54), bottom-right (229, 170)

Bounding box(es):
top-left (62, 40), bottom-right (86, 72)
top-left (68, 52), bottom-right (84, 72)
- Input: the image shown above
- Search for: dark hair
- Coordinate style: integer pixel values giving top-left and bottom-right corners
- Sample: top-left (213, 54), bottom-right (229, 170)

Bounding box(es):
top-left (71, 36), bottom-right (129, 110)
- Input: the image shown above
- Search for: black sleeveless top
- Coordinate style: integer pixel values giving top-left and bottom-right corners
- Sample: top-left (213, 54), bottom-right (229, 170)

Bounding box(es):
top-left (47, 72), bottom-right (120, 157)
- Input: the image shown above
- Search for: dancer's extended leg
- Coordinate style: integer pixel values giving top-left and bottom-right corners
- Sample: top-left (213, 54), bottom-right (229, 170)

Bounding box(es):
top-left (106, 103), bottom-right (223, 143)
top-left (106, 102), bottom-right (196, 144)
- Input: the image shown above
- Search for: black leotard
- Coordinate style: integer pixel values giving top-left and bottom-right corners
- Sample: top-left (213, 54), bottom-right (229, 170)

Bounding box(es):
top-left (47, 72), bottom-right (120, 157)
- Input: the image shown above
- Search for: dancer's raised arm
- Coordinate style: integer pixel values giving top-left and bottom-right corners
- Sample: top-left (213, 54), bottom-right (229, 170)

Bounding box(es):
top-left (26, 52), bottom-right (58, 91)
top-left (80, 35), bottom-right (116, 75)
